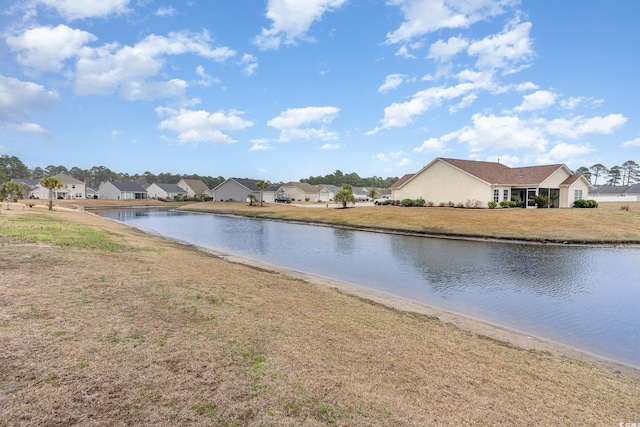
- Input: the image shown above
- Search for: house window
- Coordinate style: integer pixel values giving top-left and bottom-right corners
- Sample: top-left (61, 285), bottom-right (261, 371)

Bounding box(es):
top-left (574, 189), bottom-right (583, 201)
top-left (503, 189), bottom-right (509, 201)
top-left (72, 184), bottom-right (76, 189)
top-left (493, 189), bottom-right (499, 202)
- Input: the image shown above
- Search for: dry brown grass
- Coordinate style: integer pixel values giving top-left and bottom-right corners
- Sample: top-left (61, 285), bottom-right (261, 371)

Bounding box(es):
top-left (182, 201), bottom-right (640, 243)
top-left (1, 206), bottom-right (639, 426)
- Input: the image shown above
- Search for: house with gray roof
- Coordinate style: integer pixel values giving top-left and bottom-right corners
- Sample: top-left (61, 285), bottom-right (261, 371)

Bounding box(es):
top-left (98, 180), bottom-right (148, 200)
top-left (391, 157), bottom-right (591, 208)
top-left (589, 184), bottom-right (640, 202)
top-left (212, 178), bottom-right (278, 203)
top-left (146, 183), bottom-right (187, 200)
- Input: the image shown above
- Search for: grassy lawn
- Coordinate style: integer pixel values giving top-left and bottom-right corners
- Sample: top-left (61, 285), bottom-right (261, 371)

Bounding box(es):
top-left (1, 205), bottom-right (639, 425)
top-left (181, 201), bottom-right (640, 243)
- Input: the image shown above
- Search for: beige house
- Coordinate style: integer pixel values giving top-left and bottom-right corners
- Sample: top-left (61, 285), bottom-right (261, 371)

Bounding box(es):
top-left (212, 178), bottom-right (278, 203)
top-left (23, 173), bottom-right (87, 200)
top-left (177, 178), bottom-right (212, 199)
top-left (146, 183), bottom-right (187, 200)
top-left (277, 182), bottom-right (322, 202)
top-left (391, 158), bottom-right (591, 208)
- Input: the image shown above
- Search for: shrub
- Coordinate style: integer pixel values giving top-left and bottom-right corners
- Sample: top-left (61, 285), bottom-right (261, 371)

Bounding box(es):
top-left (499, 200), bottom-right (518, 208)
top-left (439, 202), bottom-right (446, 207)
top-left (573, 199), bottom-right (598, 208)
top-left (447, 201), bottom-right (455, 207)
top-left (455, 202), bottom-right (464, 208)
top-left (413, 197), bottom-right (425, 207)
top-left (400, 198), bottom-right (413, 207)
top-left (426, 201), bottom-right (434, 207)
top-left (487, 201), bottom-right (497, 209)
top-left (621, 204), bottom-right (630, 211)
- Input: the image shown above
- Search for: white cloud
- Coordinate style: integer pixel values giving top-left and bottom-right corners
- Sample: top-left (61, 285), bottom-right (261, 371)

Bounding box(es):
top-left (0, 75), bottom-right (58, 136)
top-left (75, 31), bottom-right (235, 99)
top-left (321, 143), bottom-right (340, 150)
top-left (467, 20), bottom-right (534, 72)
top-left (378, 74), bottom-right (405, 93)
top-left (397, 157), bottom-right (412, 167)
top-left (621, 137), bottom-right (640, 148)
top-left (484, 154), bottom-right (521, 166)
top-left (457, 113), bottom-right (548, 153)
top-left (386, 0), bottom-right (515, 44)
top-left (194, 65), bottom-right (220, 87)
top-left (514, 90), bottom-right (556, 112)
top-left (253, 0), bottom-right (347, 50)
top-left (267, 106), bottom-right (340, 142)
top-left (414, 137), bottom-right (447, 153)
top-left (428, 36), bottom-right (468, 63)
top-left (4, 122), bottom-right (51, 137)
top-left (7, 24), bottom-right (96, 72)
top-left (155, 6), bottom-right (176, 17)
top-left (368, 74), bottom-right (493, 133)
top-left (251, 139), bottom-right (272, 151)
top-left (515, 82), bottom-right (538, 92)
top-left (156, 107), bottom-right (254, 145)
top-left (239, 54), bottom-right (258, 76)
top-left (546, 142), bottom-right (594, 159)
top-left (545, 114), bottom-right (627, 139)
top-left (35, 0), bottom-right (131, 20)
top-left (559, 97), bottom-right (583, 110)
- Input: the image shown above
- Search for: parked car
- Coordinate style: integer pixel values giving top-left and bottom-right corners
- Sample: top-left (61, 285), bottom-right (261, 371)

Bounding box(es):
top-left (275, 197), bottom-right (291, 204)
top-left (373, 195), bottom-right (392, 205)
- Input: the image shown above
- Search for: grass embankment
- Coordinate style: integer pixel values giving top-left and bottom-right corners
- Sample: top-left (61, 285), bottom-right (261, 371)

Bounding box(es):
top-left (182, 201), bottom-right (640, 244)
top-left (1, 206), bottom-right (639, 425)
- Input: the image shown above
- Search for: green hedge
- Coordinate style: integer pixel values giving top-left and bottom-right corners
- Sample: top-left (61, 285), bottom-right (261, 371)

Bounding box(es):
top-left (573, 199), bottom-right (598, 208)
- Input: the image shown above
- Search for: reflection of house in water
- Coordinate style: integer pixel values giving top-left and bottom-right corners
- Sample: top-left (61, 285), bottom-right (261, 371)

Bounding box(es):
top-left (389, 236), bottom-right (589, 298)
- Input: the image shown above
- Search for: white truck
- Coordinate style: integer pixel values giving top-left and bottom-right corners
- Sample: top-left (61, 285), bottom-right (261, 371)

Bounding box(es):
top-left (373, 194), bottom-right (392, 205)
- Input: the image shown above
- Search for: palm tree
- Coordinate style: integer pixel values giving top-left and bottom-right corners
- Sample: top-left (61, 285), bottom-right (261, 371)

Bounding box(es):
top-left (247, 193), bottom-right (257, 206)
top-left (0, 181), bottom-right (23, 210)
top-left (334, 184), bottom-right (356, 209)
top-left (40, 177), bottom-right (63, 211)
top-left (256, 180), bottom-right (270, 207)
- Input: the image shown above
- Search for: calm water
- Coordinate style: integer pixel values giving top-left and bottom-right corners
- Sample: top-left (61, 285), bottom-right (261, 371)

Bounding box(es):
top-left (97, 208), bottom-right (640, 368)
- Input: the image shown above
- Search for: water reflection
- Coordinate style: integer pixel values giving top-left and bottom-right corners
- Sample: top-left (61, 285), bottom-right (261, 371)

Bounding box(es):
top-left (390, 237), bottom-right (591, 298)
top-left (95, 208), bottom-right (640, 368)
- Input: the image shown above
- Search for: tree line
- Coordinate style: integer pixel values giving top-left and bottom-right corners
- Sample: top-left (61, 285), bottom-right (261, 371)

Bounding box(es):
top-left (575, 160), bottom-right (639, 186)
top-left (301, 170), bottom-right (399, 188)
top-left (1, 155), bottom-right (399, 191)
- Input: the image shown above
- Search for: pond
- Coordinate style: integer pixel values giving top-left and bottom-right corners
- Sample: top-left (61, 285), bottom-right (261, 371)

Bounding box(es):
top-left (96, 207), bottom-right (640, 369)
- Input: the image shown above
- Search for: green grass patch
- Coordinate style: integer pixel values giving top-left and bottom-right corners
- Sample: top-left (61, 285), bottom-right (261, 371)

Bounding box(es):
top-left (0, 214), bottom-right (129, 252)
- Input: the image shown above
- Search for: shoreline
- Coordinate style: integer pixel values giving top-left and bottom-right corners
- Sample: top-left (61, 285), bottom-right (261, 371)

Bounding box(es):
top-left (115, 212), bottom-right (640, 379)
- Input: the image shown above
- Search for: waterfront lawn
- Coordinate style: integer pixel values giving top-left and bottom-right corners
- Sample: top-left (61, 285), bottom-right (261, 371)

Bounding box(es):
top-left (1, 206), bottom-right (639, 425)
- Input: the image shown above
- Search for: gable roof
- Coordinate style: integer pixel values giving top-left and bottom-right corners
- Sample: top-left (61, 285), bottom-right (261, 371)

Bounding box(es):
top-left (53, 173), bottom-right (85, 184)
top-left (149, 183), bottom-right (186, 193)
top-left (591, 184), bottom-right (640, 195)
top-left (108, 180), bottom-right (148, 192)
top-left (180, 178), bottom-right (210, 194)
top-left (439, 158), bottom-right (569, 186)
top-left (281, 182), bottom-right (321, 193)
top-left (12, 178), bottom-right (40, 187)
top-left (391, 174), bottom-right (414, 189)
top-left (214, 178), bottom-right (278, 192)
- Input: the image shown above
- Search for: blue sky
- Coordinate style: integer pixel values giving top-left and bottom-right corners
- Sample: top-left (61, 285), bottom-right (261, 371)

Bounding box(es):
top-left (1, 0), bottom-right (639, 182)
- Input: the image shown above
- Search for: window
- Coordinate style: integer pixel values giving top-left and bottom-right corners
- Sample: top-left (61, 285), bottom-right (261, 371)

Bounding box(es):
top-left (503, 189), bottom-right (509, 201)
top-left (493, 189), bottom-right (499, 202)
top-left (72, 184), bottom-right (76, 189)
top-left (574, 189), bottom-right (583, 200)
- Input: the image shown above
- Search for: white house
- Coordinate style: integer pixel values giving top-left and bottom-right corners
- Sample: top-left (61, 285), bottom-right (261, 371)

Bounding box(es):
top-left (98, 180), bottom-right (148, 200)
top-left (589, 184), bottom-right (640, 202)
top-left (391, 157), bottom-right (592, 208)
top-left (16, 173), bottom-right (86, 200)
top-left (212, 178), bottom-right (277, 203)
top-left (146, 183), bottom-right (187, 200)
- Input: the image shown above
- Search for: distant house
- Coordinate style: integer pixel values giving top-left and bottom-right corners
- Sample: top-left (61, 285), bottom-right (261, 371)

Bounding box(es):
top-left (391, 157), bottom-right (591, 208)
top-left (277, 182), bottom-right (322, 202)
top-left (589, 184), bottom-right (640, 202)
top-left (177, 178), bottom-right (212, 199)
top-left (98, 180), bottom-right (148, 200)
top-left (146, 183), bottom-right (187, 200)
top-left (212, 178), bottom-right (278, 203)
top-left (318, 184), bottom-right (341, 202)
top-left (12, 178), bottom-right (41, 199)
top-left (15, 173), bottom-right (86, 200)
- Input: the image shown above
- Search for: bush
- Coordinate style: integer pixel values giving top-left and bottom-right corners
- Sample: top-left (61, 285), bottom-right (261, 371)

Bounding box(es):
top-left (573, 199), bottom-right (598, 208)
top-left (413, 197), bottom-right (425, 207)
top-left (426, 201), bottom-right (434, 207)
top-left (400, 198), bottom-right (413, 207)
top-left (499, 200), bottom-right (519, 208)
top-left (488, 201), bottom-right (497, 209)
